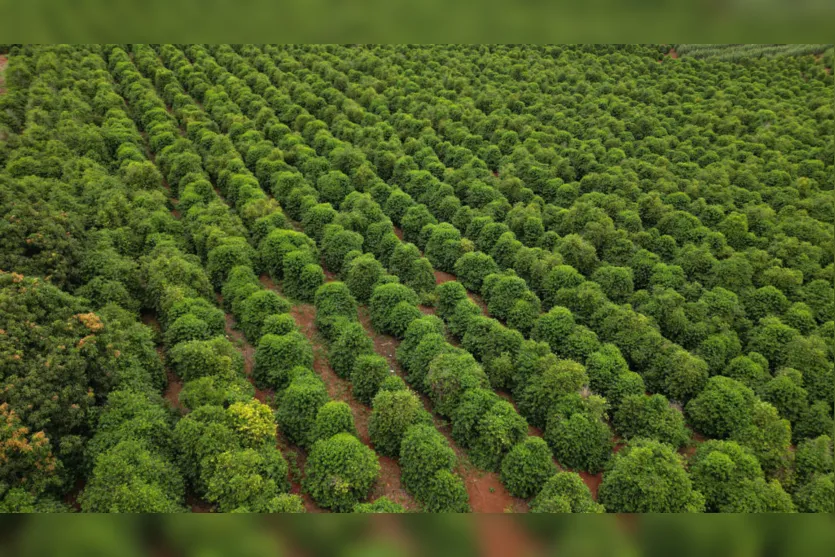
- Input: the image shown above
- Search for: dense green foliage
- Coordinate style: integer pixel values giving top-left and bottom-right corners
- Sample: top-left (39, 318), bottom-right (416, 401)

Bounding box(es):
top-left (1, 42), bottom-right (831, 514)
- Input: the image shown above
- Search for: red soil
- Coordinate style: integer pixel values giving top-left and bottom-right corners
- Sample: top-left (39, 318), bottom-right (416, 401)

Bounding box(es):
top-left (356, 306), bottom-right (526, 513)
top-left (283, 287), bottom-right (418, 510)
top-left (679, 429), bottom-right (707, 459)
top-left (164, 368), bottom-right (184, 411)
top-left (434, 268), bottom-right (490, 315)
top-left (63, 478), bottom-right (84, 511)
top-left (476, 516), bottom-right (543, 557)
top-left (187, 493), bottom-right (215, 513)
top-left (141, 312), bottom-right (185, 411)
top-left (218, 292), bottom-right (273, 402)
top-left (434, 269), bottom-right (456, 284)
top-left (393, 226), bottom-right (404, 240)
top-left (466, 471), bottom-right (527, 513)
top-left (372, 455), bottom-right (417, 510)
top-left (0, 55), bottom-right (7, 96)
top-left (283, 448), bottom-right (322, 513)
top-left (669, 47), bottom-right (679, 59)
top-left (258, 274), bottom-right (278, 291)
top-left (418, 304), bottom-right (436, 316)
top-left (578, 470), bottom-right (603, 500)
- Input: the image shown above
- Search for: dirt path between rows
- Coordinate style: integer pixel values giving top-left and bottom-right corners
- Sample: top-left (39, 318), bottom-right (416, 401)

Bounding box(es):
top-left (0, 55), bottom-right (8, 96)
top-left (356, 306), bottom-right (528, 513)
top-left (260, 274), bottom-right (418, 511)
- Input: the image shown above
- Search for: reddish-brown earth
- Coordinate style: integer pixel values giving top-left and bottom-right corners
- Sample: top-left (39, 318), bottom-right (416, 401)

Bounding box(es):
top-left (217, 292), bottom-right (273, 403)
top-left (273, 278), bottom-right (417, 510)
top-left (186, 493), bottom-right (215, 513)
top-left (63, 478), bottom-right (84, 511)
top-left (434, 269), bottom-right (457, 284)
top-left (476, 516), bottom-right (544, 557)
top-left (578, 470), bottom-right (603, 500)
top-left (393, 226), bottom-right (404, 240)
top-left (164, 369), bottom-right (184, 411)
top-left (356, 306), bottom-right (526, 513)
top-left (0, 55), bottom-right (7, 96)
top-left (322, 267), bottom-right (338, 282)
top-left (679, 429), bottom-right (708, 459)
top-left (141, 312), bottom-right (185, 411)
top-left (418, 304), bottom-right (436, 316)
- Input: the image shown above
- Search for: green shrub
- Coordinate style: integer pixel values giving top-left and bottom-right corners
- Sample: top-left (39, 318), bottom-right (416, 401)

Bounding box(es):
top-left (351, 354), bottom-right (390, 405)
top-left (685, 376), bottom-right (756, 438)
top-left (585, 344), bottom-right (629, 395)
top-left (759, 368), bottom-right (809, 423)
top-left (283, 252), bottom-right (323, 303)
top-left (353, 497), bottom-right (406, 513)
top-left (454, 251), bottom-right (499, 292)
top-left (202, 446), bottom-right (290, 512)
top-left (598, 439), bottom-right (705, 513)
top-left (386, 301), bottom-right (424, 339)
top-left (369, 389), bottom-right (432, 457)
top-left (425, 223), bottom-right (466, 272)
top-left (321, 226), bottom-right (364, 273)
top-left (80, 440), bottom-right (184, 513)
top-left (531, 306), bottom-right (576, 354)
top-left (530, 472), bottom-right (604, 513)
top-left (794, 435), bottom-right (833, 485)
top-left (794, 474), bottom-right (834, 513)
top-left (260, 313), bottom-right (297, 337)
top-left (461, 316), bottom-right (524, 363)
top-left (168, 337), bottom-right (244, 382)
top-left (258, 228), bottom-right (317, 280)
top-left (221, 265), bottom-right (262, 315)
top-left (267, 493), bottom-right (306, 513)
top-left (690, 440), bottom-right (792, 512)
top-left (507, 298), bottom-right (541, 336)
top-left (314, 282), bottom-right (358, 341)
top-left (238, 289), bottom-right (292, 341)
top-left (421, 469), bottom-right (471, 512)
top-left (468, 401), bottom-right (528, 471)
top-left (303, 433), bottom-right (380, 512)
top-left (449, 299), bottom-right (482, 338)
top-left (379, 374), bottom-right (408, 393)
top-left (301, 202), bottom-right (337, 242)
top-left (312, 401), bottom-right (358, 443)
top-left (451, 388), bottom-right (500, 448)
top-left (722, 354), bottom-right (769, 390)
top-left (345, 253), bottom-right (384, 302)
top-left (178, 375), bottom-right (255, 411)
top-left (166, 298), bottom-right (225, 337)
top-left (164, 314), bottom-right (213, 347)
top-left (436, 280), bottom-right (469, 321)
top-left (500, 437), bottom-right (557, 499)
top-left (400, 424), bottom-right (456, 499)
top-left (614, 394), bottom-right (690, 448)
top-left (560, 325), bottom-right (601, 362)
top-left (328, 320), bottom-right (374, 378)
top-left (425, 352), bottom-right (489, 418)
top-left (542, 265), bottom-right (585, 308)
top-left (276, 375), bottom-right (329, 448)
top-left (517, 359), bottom-right (588, 429)
top-left (544, 412), bottom-right (612, 474)
top-left (254, 332), bottom-right (314, 391)
top-left (591, 265), bottom-right (634, 303)
top-left (369, 283), bottom-right (419, 336)
top-left (317, 170), bottom-right (353, 206)
top-left (206, 240), bottom-right (256, 289)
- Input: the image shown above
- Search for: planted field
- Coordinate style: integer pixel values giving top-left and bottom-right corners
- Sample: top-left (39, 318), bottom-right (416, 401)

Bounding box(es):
top-left (0, 44), bottom-right (832, 513)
